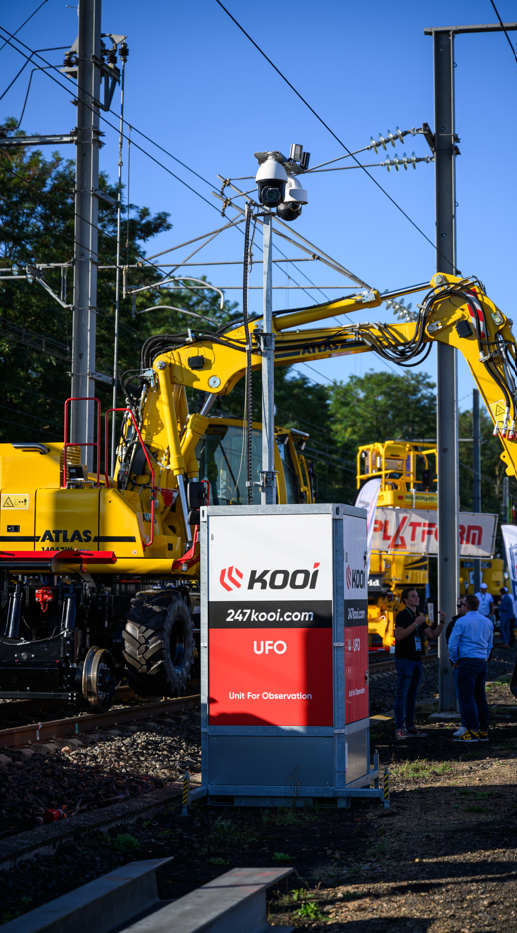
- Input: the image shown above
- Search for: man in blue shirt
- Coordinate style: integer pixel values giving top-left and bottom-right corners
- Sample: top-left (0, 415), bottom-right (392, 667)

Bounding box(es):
top-left (448, 594), bottom-right (493, 743)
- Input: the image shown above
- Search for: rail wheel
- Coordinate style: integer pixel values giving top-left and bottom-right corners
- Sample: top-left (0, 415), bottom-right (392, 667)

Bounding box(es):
top-left (82, 646), bottom-right (116, 711)
top-left (122, 590), bottom-right (194, 697)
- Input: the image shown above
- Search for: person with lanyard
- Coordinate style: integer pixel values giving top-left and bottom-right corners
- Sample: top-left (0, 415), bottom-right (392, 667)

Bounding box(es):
top-left (475, 582), bottom-right (494, 621)
top-left (394, 587), bottom-right (445, 740)
top-left (448, 593), bottom-right (493, 743)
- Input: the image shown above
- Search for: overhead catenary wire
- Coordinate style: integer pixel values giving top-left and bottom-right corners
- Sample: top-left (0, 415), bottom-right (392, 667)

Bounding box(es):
top-left (0, 27), bottom-right (370, 319)
top-left (214, 0), bottom-right (459, 273)
top-left (0, 0), bottom-right (49, 55)
top-left (488, 0), bottom-right (517, 66)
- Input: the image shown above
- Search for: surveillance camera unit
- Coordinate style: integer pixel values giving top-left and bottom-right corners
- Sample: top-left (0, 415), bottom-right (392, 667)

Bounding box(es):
top-left (254, 151), bottom-right (288, 207)
top-left (254, 145), bottom-right (310, 219)
top-left (277, 176), bottom-right (308, 222)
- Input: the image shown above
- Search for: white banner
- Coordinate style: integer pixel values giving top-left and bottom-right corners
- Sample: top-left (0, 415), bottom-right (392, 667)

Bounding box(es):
top-left (354, 478), bottom-right (381, 575)
top-left (372, 508), bottom-right (498, 558)
top-left (502, 525), bottom-right (517, 600)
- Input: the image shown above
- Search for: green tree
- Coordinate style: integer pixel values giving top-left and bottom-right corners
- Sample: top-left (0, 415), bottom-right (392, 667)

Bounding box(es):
top-left (0, 120), bottom-right (234, 445)
top-left (328, 370), bottom-right (437, 449)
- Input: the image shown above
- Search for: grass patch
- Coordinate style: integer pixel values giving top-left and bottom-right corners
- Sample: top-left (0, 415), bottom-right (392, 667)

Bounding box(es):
top-left (272, 852), bottom-right (291, 863)
top-left (466, 805), bottom-right (484, 813)
top-left (296, 900), bottom-right (325, 920)
top-left (263, 803), bottom-right (319, 826)
top-left (210, 857), bottom-right (229, 866)
top-left (391, 757), bottom-right (453, 782)
top-left (204, 817), bottom-right (258, 854)
top-left (460, 750), bottom-right (484, 761)
top-left (113, 834), bottom-right (140, 854)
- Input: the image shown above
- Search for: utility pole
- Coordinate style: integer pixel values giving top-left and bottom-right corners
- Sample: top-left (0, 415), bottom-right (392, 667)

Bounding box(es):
top-left (503, 475), bottom-right (510, 525)
top-left (71, 0), bottom-right (101, 467)
top-left (425, 19), bottom-right (517, 717)
top-left (432, 28), bottom-right (459, 716)
top-left (261, 213), bottom-right (276, 505)
top-left (111, 45), bottom-right (128, 474)
top-left (473, 388), bottom-right (481, 592)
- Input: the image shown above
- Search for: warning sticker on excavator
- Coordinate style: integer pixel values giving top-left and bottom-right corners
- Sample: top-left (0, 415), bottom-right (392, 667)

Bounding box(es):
top-left (1, 494), bottom-right (29, 510)
top-left (489, 398), bottom-right (506, 423)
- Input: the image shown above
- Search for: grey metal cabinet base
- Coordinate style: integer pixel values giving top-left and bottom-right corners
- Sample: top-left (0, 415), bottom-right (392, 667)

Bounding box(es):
top-left (199, 505), bottom-right (388, 808)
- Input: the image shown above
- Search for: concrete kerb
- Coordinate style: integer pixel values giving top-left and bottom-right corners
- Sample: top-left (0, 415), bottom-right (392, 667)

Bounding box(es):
top-left (0, 775), bottom-right (201, 872)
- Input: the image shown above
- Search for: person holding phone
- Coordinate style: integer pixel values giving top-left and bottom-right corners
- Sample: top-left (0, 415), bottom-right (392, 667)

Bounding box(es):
top-left (394, 587), bottom-right (445, 740)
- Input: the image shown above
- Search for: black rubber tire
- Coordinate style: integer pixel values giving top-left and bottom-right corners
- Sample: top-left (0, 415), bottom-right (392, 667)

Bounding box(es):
top-left (122, 590), bottom-right (194, 697)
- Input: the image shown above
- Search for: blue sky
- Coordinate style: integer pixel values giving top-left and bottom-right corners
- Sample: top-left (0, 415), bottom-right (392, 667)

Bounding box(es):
top-left (1, 0), bottom-right (516, 414)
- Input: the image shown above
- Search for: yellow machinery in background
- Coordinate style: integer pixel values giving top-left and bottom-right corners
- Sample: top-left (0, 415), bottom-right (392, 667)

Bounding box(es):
top-left (1, 271), bottom-right (517, 705)
top-left (358, 440), bottom-right (503, 649)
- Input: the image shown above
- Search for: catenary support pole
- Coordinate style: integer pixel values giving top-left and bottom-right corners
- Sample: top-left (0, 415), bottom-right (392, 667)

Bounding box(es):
top-left (71, 0), bottom-right (101, 468)
top-left (111, 52), bottom-right (126, 475)
top-left (503, 475), bottom-right (510, 525)
top-left (261, 212), bottom-right (276, 504)
top-left (473, 388), bottom-right (481, 593)
top-left (434, 29), bottom-right (458, 715)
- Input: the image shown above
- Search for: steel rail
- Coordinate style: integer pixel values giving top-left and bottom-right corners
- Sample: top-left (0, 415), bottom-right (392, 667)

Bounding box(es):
top-left (0, 693), bottom-right (200, 749)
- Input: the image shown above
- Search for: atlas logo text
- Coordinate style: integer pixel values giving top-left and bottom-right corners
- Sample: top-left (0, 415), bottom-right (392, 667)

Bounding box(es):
top-left (39, 530), bottom-right (92, 543)
top-left (248, 563), bottom-right (320, 590)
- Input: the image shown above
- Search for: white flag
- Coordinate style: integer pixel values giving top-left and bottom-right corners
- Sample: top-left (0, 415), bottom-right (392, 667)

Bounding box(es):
top-left (502, 525), bottom-right (517, 602)
top-left (354, 477), bottom-right (381, 574)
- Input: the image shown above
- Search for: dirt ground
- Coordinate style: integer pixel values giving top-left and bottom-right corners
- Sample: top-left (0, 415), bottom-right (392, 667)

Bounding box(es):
top-left (2, 676), bottom-right (517, 930)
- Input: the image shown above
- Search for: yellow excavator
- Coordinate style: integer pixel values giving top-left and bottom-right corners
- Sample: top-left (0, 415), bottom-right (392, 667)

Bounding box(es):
top-left (1, 271), bottom-right (516, 708)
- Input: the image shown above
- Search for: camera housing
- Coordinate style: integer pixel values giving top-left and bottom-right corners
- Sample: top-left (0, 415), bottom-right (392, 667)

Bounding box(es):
top-left (255, 152), bottom-right (288, 207)
top-left (277, 176), bottom-right (308, 222)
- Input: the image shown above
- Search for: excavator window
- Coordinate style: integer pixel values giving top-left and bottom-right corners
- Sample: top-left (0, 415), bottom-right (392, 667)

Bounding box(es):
top-left (195, 424), bottom-right (262, 505)
top-left (277, 437), bottom-right (300, 503)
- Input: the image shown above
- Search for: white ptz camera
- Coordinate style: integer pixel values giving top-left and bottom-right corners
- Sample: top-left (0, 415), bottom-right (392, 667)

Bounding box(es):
top-left (254, 151), bottom-right (288, 207)
top-left (254, 144), bottom-right (310, 222)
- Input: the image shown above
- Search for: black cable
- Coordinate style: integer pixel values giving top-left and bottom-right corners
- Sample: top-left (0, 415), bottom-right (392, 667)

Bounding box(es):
top-left (242, 204), bottom-right (254, 503)
top-left (0, 0), bottom-right (48, 54)
top-left (488, 0), bottom-right (517, 66)
top-left (214, 0), bottom-right (460, 273)
top-left (0, 27), bottom-right (352, 318)
top-left (0, 380), bottom-right (64, 405)
top-left (0, 27), bottom-right (222, 217)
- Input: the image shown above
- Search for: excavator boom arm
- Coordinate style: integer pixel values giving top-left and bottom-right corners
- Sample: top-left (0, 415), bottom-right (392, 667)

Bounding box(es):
top-left (136, 272), bottom-right (517, 483)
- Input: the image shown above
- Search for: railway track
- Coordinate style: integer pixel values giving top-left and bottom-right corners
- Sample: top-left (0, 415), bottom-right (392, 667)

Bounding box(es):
top-left (0, 693), bottom-right (200, 750)
top-left (369, 651), bottom-right (438, 673)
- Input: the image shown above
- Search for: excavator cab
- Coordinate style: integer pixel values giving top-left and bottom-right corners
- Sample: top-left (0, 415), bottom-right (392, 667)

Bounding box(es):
top-left (194, 419), bottom-right (314, 506)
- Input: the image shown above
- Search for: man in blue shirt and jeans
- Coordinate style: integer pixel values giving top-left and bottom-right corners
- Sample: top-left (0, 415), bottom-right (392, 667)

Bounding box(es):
top-left (448, 593), bottom-right (493, 743)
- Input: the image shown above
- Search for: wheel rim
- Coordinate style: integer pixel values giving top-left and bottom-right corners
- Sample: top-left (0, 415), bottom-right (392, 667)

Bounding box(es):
top-left (170, 618), bottom-right (186, 669)
top-left (82, 647), bottom-right (115, 710)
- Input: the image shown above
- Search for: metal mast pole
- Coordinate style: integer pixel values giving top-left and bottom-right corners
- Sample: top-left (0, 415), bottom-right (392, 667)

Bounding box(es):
top-left (261, 211), bottom-right (276, 504)
top-left (434, 29), bottom-right (458, 715)
top-left (473, 388), bottom-right (481, 592)
top-left (71, 0), bottom-right (101, 467)
top-left (111, 51), bottom-right (126, 475)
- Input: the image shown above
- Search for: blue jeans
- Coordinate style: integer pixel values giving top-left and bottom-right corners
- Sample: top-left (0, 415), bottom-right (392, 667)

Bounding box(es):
top-left (456, 658), bottom-right (489, 733)
top-left (500, 616), bottom-right (513, 645)
top-left (394, 659), bottom-right (422, 730)
top-left (453, 666), bottom-right (467, 727)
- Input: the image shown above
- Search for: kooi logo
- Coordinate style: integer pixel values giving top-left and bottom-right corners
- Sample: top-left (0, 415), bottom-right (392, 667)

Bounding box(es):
top-left (220, 563), bottom-right (321, 591)
top-left (220, 567), bottom-right (243, 591)
top-left (345, 565), bottom-right (366, 589)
